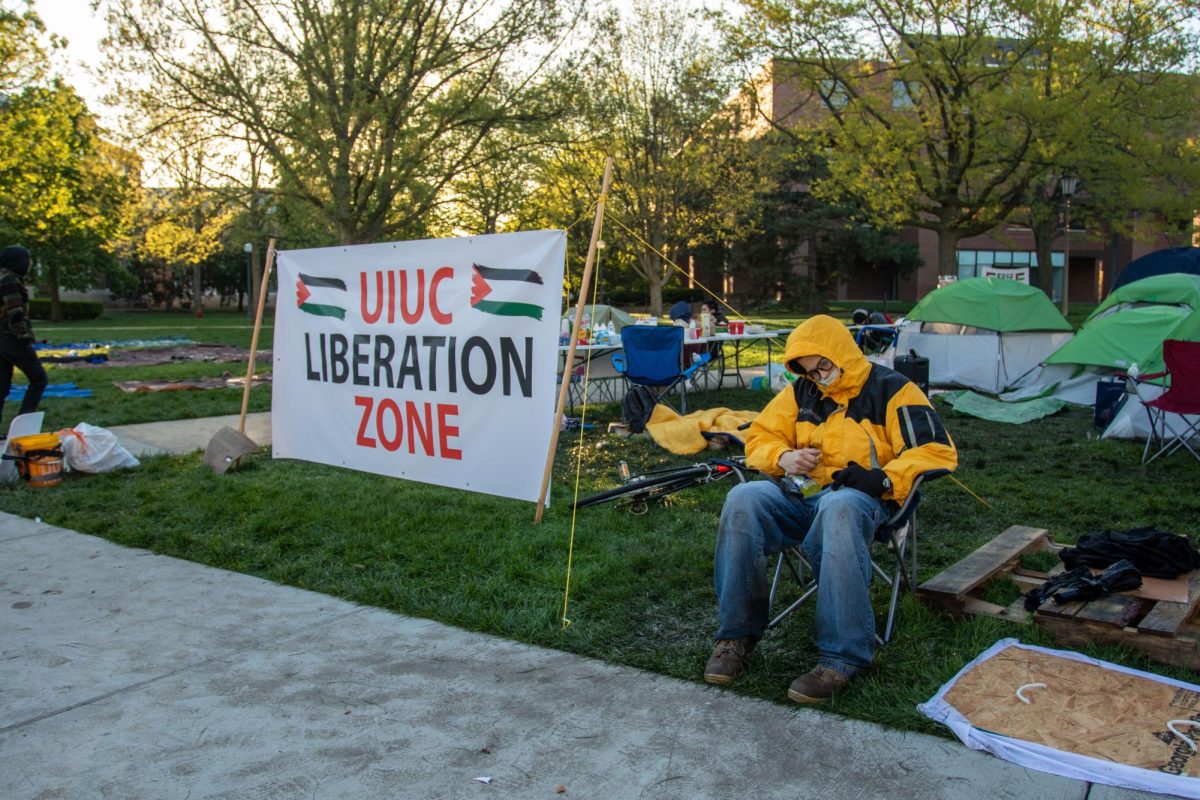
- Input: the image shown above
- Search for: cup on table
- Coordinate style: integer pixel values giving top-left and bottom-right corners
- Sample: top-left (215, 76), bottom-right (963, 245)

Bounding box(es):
top-left (729, 319), bottom-right (745, 335)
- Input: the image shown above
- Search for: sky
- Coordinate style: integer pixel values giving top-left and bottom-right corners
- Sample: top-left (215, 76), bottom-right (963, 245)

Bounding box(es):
top-left (31, 0), bottom-right (734, 125)
top-left (32, 0), bottom-right (111, 118)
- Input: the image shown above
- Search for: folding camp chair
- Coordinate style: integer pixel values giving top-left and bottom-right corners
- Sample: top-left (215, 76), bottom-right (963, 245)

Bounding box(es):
top-left (612, 326), bottom-right (712, 414)
top-left (767, 470), bottom-right (948, 643)
top-left (1134, 339), bottom-right (1200, 464)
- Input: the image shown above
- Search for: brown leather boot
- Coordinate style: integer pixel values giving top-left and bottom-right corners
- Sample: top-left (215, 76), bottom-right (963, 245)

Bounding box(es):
top-left (787, 665), bottom-right (853, 703)
top-left (703, 637), bottom-right (756, 684)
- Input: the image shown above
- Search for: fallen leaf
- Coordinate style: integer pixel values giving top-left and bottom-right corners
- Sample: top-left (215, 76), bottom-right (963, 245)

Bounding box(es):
top-left (556, 785), bottom-right (567, 794)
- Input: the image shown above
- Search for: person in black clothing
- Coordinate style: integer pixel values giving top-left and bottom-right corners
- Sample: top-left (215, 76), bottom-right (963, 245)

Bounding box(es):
top-left (701, 300), bottom-right (728, 327)
top-left (0, 246), bottom-right (47, 433)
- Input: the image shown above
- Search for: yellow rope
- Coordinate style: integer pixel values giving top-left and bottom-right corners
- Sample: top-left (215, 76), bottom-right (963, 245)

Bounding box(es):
top-left (603, 213), bottom-right (748, 322)
top-left (948, 474), bottom-right (994, 509)
top-left (560, 202), bottom-right (606, 631)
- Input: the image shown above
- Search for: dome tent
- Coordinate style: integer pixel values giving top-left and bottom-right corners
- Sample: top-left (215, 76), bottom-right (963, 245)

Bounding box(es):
top-left (1046, 304), bottom-right (1200, 377)
top-left (1110, 247), bottom-right (1200, 291)
top-left (1086, 273), bottom-right (1200, 324)
top-left (894, 277), bottom-right (1073, 394)
top-left (1006, 301), bottom-right (1200, 443)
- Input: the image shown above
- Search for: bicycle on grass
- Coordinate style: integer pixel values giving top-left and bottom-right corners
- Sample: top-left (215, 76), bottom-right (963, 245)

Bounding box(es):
top-left (571, 456), bottom-right (755, 514)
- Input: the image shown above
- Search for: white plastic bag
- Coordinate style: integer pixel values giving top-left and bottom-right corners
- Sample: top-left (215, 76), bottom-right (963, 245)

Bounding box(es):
top-left (57, 423), bottom-right (140, 473)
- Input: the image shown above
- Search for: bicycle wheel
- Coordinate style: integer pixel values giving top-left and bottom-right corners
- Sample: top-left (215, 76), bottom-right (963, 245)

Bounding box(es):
top-left (572, 465), bottom-right (711, 510)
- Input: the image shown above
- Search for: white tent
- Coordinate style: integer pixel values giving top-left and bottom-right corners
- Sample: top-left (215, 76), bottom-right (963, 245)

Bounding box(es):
top-left (896, 320), bottom-right (1074, 394)
top-left (893, 278), bottom-right (1074, 394)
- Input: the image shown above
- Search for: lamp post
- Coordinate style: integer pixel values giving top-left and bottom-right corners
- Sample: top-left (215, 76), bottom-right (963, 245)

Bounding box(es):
top-left (243, 242), bottom-right (254, 318)
top-left (1059, 175), bottom-right (1078, 316)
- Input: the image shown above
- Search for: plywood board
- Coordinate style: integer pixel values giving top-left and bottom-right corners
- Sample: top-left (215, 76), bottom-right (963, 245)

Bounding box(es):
top-left (943, 644), bottom-right (1200, 776)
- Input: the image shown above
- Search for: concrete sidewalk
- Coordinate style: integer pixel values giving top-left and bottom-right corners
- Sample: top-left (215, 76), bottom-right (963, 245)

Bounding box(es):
top-left (110, 412), bottom-right (274, 458)
top-left (0, 417), bottom-right (1171, 799)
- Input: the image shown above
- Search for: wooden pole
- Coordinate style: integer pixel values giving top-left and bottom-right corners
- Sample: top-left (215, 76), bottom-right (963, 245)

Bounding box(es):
top-left (534, 157), bottom-right (614, 523)
top-left (239, 238), bottom-right (276, 436)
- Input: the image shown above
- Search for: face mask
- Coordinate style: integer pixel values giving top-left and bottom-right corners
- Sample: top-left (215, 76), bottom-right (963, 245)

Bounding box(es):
top-left (815, 367), bottom-right (841, 388)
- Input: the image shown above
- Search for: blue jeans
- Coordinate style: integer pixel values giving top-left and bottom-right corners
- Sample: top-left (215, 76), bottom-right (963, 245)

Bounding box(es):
top-left (713, 481), bottom-right (889, 675)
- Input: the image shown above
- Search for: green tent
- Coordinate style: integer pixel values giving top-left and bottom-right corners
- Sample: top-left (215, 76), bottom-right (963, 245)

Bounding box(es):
top-left (1044, 304), bottom-right (1200, 374)
top-left (1085, 273), bottom-right (1200, 326)
top-left (906, 277), bottom-right (1072, 332)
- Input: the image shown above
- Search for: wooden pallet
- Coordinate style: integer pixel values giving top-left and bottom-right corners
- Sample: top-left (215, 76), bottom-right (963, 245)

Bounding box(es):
top-left (916, 525), bottom-right (1200, 671)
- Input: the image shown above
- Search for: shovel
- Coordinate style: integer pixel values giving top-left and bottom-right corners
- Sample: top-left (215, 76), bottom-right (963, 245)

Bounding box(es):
top-left (204, 239), bottom-right (277, 474)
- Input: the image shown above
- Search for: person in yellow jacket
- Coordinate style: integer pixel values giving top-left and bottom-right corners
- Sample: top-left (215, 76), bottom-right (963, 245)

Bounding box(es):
top-left (704, 314), bottom-right (957, 702)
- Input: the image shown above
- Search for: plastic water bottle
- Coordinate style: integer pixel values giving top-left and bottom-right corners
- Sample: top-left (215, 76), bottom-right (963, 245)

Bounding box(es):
top-left (782, 474), bottom-right (821, 498)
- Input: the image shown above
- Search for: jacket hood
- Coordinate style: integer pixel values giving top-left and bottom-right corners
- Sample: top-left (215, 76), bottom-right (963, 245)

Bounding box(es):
top-left (783, 314), bottom-right (871, 400)
top-left (0, 246), bottom-right (30, 277)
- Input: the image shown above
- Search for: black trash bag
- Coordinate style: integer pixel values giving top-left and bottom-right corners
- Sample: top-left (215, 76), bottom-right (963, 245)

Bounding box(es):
top-left (1024, 560), bottom-right (1143, 610)
top-left (1059, 527), bottom-right (1200, 579)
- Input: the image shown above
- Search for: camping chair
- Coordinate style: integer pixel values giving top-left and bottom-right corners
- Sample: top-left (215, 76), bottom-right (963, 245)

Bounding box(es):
top-left (612, 325), bottom-right (712, 414)
top-left (767, 469), bottom-right (949, 643)
top-left (854, 324), bottom-right (897, 355)
top-left (1134, 339), bottom-right (1200, 464)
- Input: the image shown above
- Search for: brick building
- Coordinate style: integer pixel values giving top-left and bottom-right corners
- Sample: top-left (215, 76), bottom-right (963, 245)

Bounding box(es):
top-left (703, 59), bottom-right (1193, 306)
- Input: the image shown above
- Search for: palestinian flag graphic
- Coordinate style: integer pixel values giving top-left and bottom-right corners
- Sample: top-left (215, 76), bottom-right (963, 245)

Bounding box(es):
top-left (470, 264), bottom-right (545, 320)
top-left (296, 273), bottom-right (348, 320)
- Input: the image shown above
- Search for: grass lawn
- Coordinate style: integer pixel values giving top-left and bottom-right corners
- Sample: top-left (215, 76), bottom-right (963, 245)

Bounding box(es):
top-left (4, 307), bottom-right (1199, 736)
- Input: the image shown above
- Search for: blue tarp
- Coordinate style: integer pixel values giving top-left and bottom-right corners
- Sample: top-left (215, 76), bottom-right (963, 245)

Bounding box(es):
top-left (5, 382), bottom-right (93, 400)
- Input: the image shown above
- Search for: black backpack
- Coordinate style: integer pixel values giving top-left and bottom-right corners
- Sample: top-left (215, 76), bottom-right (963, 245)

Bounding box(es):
top-left (621, 385), bottom-right (658, 433)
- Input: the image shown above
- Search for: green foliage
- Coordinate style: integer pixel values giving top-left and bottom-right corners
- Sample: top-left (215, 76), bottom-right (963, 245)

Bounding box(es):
top-left (0, 13), bottom-right (139, 317)
top-left (108, 0), bottom-right (577, 245)
top-left (729, 0), bottom-right (1200, 275)
top-left (28, 298), bottom-right (102, 321)
top-left (537, 0), bottom-right (764, 315)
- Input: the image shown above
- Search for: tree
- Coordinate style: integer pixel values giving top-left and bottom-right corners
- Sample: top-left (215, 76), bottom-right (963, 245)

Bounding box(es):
top-left (104, 0), bottom-right (580, 245)
top-left (0, 3), bottom-right (51, 93)
top-left (730, 0), bottom-right (1200, 276)
top-left (0, 82), bottom-right (140, 320)
top-left (579, 0), bottom-right (761, 314)
top-left (1004, 4), bottom-right (1200, 300)
top-left (717, 131), bottom-right (919, 310)
top-left (0, 4), bottom-right (140, 320)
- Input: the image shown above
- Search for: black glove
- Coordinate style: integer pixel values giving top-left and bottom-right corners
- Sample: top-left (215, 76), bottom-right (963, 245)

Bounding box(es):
top-left (831, 461), bottom-right (892, 497)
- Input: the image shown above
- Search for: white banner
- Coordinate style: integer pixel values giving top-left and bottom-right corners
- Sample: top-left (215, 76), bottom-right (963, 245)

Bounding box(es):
top-left (272, 230), bottom-right (567, 504)
top-left (981, 266), bottom-right (1030, 283)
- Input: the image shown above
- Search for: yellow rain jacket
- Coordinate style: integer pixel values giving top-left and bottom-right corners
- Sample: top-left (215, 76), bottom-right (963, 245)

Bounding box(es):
top-left (744, 315), bottom-right (957, 503)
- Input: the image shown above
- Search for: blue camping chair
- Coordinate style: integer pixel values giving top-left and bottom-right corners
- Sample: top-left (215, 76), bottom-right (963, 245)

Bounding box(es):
top-left (612, 325), bottom-right (711, 414)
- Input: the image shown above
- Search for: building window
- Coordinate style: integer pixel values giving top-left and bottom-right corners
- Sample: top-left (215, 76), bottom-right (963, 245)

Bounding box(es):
top-left (820, 79), bottom-right (849, 110)
top-left (892, 80), bottom-right (919, 109)
top-left (957, 250), bottom-right (1065, 300)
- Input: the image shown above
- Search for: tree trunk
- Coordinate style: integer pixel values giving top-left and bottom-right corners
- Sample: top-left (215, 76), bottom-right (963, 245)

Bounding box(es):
top-left (163, 263), bottom-right (174, 312)
top-left (192, 263), bottom-right (203, 313)
top-left (1032, 221), bottom-right (1057, 300)
top-left (48, 264), bottom-right (62, 324)
top-left (936, 229), bottom-right (962, 277)
top-left (648, 275), bottom-right (664, 317)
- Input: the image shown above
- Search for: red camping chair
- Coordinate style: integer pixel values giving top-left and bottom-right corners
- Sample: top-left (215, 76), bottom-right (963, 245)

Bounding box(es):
top-left (1136, 339), bottom-right (1200, 464)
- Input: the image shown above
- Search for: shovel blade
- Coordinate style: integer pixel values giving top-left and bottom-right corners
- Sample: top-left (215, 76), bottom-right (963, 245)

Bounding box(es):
top-left (204, 426), bottom-right (258, 474)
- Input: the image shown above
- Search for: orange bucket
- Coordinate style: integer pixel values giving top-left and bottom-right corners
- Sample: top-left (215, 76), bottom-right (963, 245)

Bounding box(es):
top-left (10, 433), bottom-right (64, 488)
